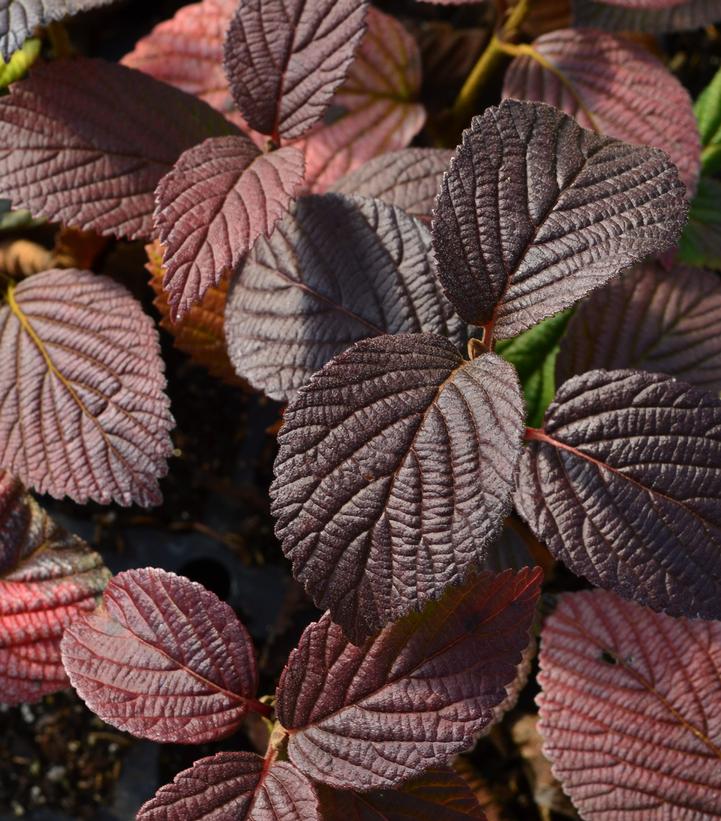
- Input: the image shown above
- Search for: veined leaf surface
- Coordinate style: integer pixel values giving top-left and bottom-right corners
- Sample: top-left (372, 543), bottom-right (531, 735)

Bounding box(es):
top-left (573, 0), bottom-right (721, 31)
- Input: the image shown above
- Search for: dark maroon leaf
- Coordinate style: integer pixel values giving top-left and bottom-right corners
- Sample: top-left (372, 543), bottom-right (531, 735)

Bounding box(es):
top-left (137, 752), bottom-right (319, 820)
top-left (276, 568), bottom-right (542, 788)
top-left (225, 194), bottom-right (465, 402)
top-left (61, 568), bottom-right (260, 743)
top-left (0, 470), bottom-right (109, 704)
top-left (573, 0), bottom-right (721, 30)
top-left (556, 263), bottom-right (721, 393)
top-left (515, 369), bottom-right (721, 621)
top-left (223, 0), bottom-right (368, 141)
top-left (155, 136), bottom-right (304, 321)
top-left (270, 332), bottom-right (525, 642)
top-left (431, 99), bottom-right (687, 336)
top-left (0, 58), bottom-right (235, 240)
top-left (538, 589), bottom-right (721, 818)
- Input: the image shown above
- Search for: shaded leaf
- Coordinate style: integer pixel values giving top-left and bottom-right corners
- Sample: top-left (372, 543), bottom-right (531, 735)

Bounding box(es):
top-left (61, 568), bottom-right (259, 744)
top-left (515, 369), bottom-right (721, 621)
top-left (0, 269), bottom-right (173, 506)
top-left (695, 65), bottom-right (721, 174)
top-left (573, 0), bottom-right (721, 31)
top-left (538, 589), bottom-right (721, 818)
top-left (154, 136), bottom-right (304, 321)
top-left (0, 471), bottom-right (109, 704)
top-left (557, 263), bottom-right (721, 392)
top-left (137, 752), bottom-right (319, 820)
top-left (270, 332), bottom-right (525, 642)
top-left (502, 29), bottom-right (700, 194)
top-left (679, 176), bottom-right (721, 268)
top-left (225, 194), bottom-right (465, 403)
top-left (276, 568), bottom-right (542, 788)
top-left (432, 100), bottom-right (686, 336)
top-left (0, 58), bottom-right (235, 240)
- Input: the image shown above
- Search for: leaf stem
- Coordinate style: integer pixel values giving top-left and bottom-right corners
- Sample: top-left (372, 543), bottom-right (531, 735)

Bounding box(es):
top-left (248, 697), bottom-right (274, 718)
top-left (47, 22), bottom-right (75, 59)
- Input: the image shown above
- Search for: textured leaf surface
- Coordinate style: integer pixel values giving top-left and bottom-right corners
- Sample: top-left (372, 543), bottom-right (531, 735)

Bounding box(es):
top-left (432, 100), bottom-right (686, 336)
top-left (0, 471), bottom-right (109, 704)
top-left (0, 58), bottom-right (235, 240)
top-left (538, 589), bottom-right (721, 819)
top-left (155, 136), bottom-right (304, 320)
top-left (270, 333), bottom-right (525, 642)
top-left (573, 0), bottom-right (721, 31)
top-left (61, 568), bottom-right (258, 743)
top-left (223, 0), bottom-right (368, 141)
top-left (557, 263), bottom-right (721, 392)
top-left (0, 269), bottom-right (173, 506)
top-left (276, 568), bottom-right (542, 788)
top-left (679, 177), bottom-right (721, 269)
top-left (502, 29), bottom-right (700, 194)
top-left (695, 66), bottom-right (721, 174)
top-left (225, 194), bottom-right (465, 402)
top-left (515, 369), bottom-right (721, 621)
top-left (137, 752), bottom-right (319, 820)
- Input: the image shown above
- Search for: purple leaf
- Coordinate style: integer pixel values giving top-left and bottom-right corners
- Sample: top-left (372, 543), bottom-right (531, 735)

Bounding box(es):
top-left (515, 369), bottom-right (721, 621)
top-left (270, 333), bottom-right (525, 642)
top-left (155, 136), bottom-right (304, 321)
top-left (0, 58), bottom-right (235, 240)
top-left (538, 589), bottom-right (721, 818)
top-left (224, 194), bottom-right (465, 402)
top-left (61, 568), bottom-right (260, 743)
top-left (573, 0), bottom-right (721, 29)
top-left (276, 568), bottom-right (542, 789)
top-left (223, 0), bottom-right (368, 141)
top-left (431, 99), bottom-right (687, 336)
top-left (0, 269), bottom-right (173, 506)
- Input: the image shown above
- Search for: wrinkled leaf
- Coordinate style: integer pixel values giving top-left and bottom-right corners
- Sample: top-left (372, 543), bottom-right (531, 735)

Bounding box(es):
top-left (61, 568), bottom-right (259, 744)
top-left (276, 568), bottom-right (542, 788)
top-left (270, 332), bottom-right (525, 642)
top-left (573, 0), bottom-right (721, 31)
top-left (679, 177), bottom-right (721, 269)
top-left (225, 193), bottom-right (465, 402)
top-left (538, 589), bottom-right (721, 818)
top-left (516, 369), bottom-right (721, 621)
top-left (695, 65), bottom-right (721, 174)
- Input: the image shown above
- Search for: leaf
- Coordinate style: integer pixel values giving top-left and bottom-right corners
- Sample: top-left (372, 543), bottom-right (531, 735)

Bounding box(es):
top-left (270, 332), bottom-right (525, 642)
top-left (275, 568), bottom-right (541, 788)
top-left (0, 58), bottom-right (236, 240)
top-left (0, 269), bottom-right (173, 506)
top-left (502, 29), bottom-right (700, 194)
top-left (0, 470), bottom-right (109, 704)
top-left (695, 66), bottom-right (721, 174)
top-left (61, 568), bottom-right (260, 744)
top-left (515, 368), bottom-right (721, 621)
top-left (223, 0), bottom-right (368, 141)
top-left (137, 752), bottom-right (319, 821)
top-left (316, 767), bottom-right (487, 819)
top-left (431, 100), bottom-right (687, 337)
top-left (0, 36), bottom-right (39, 87)
top-left (573, 0), bottom-right (721, 31)
top-left (537, 589), bottom-right (721, 818)
top-left (225, 193), bottom-right (465, 403)
top-left (331, 148), bottom-right (453, 221)
top-left (496, 309), bottom-right (573, 428)
top-left (556, 263), bottom-right (721, 392)
top-left (154, 136), bottom-right (304, 321)
top-left (679, 177), bottom-right (721, 269)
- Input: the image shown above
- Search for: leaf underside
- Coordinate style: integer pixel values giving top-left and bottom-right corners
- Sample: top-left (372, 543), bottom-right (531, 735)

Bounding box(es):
top-left (573, 0), bottom-right (721, 31)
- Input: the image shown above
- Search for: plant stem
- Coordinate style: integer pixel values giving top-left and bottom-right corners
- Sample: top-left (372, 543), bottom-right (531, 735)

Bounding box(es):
top-left (248, 697), bottom-right (274, 718)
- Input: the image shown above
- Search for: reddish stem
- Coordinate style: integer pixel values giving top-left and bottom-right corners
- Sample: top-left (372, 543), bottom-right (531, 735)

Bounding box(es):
top-left (248, 697), bottom-right (273, 718)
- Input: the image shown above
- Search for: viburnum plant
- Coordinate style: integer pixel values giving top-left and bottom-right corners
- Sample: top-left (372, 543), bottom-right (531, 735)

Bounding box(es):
top-left (0, 0), bottom-right (721, 818)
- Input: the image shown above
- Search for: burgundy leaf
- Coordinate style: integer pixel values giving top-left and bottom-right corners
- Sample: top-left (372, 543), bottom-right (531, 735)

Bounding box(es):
top-left (538, 589), bottom-right (721, 818)
top-left (225, 194), bottom-right (465, 402)
top-left (0, 58), bottom-right (235, 240)
top-left (276, 568), bottom-right (541, 788)
top-left (137, 752), bottom-right (319, 820)
top-left (0, 269), bottom-right (173, 506)
top-left (0, 471), bottom-right (109, 704)
top-left (270, 333), bottom-right (525, 642)
top-left (573, 0), bottom-right (721, 30)
top-left (223, 0), bottom-right (368, 141)
top-left (60, 568), bottom-right (259, 743)
top-left (556, 263), bottom-right (721, 393)
top-left (515, 369), bottom-right (721, 621)
top-left (503, 29), bottom-right (700, 194)
top-left (431, 99), bottom-right (687, 336)
top-left (155, 136), bottom-right (304, 321)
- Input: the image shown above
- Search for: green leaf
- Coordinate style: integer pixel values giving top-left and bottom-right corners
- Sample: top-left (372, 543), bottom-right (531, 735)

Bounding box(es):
top-left (678, 176), bottom-right (721, 270)
top-left (496, 308), bottom-right (573, 427)
top-left (0, 38), bottom-right (40, 89)
top-left (694, 66), bottom-right (721, 174)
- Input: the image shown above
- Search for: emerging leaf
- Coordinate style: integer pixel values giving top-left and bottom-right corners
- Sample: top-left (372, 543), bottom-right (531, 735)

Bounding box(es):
top-left (516, 369), bottom-right (721, 621)
top-left (276, 568), bottom-right (542, 789)
top-left (61, 568), bottom-right (260, 744)
top-left (538, 589), bottom-right (721, 818)
top-left (432, 100), bottom-right (687, 336)
top-left (573, 0), bottom-right (721, 31)
top-left (679, 177), bottom-right (721, 269)
top-left (694, 65), bottom-right (721, 174)
top-left (271, 332), bottom-right (525, 642)
top-left (0, 36), bottom-right (39, 88)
